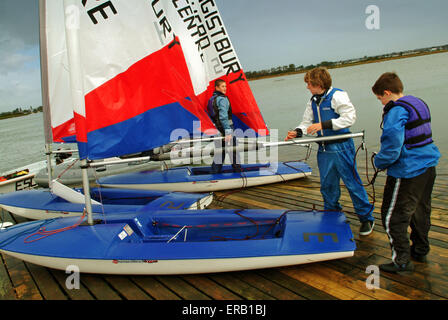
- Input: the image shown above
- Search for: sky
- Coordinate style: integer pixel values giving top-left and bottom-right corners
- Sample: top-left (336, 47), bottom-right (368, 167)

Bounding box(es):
top-left (0, 0), bottom-right (447, 113)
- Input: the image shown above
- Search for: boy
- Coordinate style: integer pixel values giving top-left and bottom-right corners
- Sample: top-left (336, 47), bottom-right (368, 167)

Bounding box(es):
top-left (372, 72), bottom-right (440, 273)
top-left (207, 79), bottom-right (241, 173)
top-left (285, 67), bottom-right (375, 235)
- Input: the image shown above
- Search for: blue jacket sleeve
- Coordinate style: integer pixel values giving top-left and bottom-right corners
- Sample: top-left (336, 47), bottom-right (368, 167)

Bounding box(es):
top-left (374, 106), bottom-right (409, 170)
top-left (215, 96), bottom-right (232, 134)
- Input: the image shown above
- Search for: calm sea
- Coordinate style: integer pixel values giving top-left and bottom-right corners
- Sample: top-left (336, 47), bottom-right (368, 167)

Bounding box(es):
top-left (0, 52), bottom-right (446, 174)
top-left (250, 52), bottom-right (447, 170)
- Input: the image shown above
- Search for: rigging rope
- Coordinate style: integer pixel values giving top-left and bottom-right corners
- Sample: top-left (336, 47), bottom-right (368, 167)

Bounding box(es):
top-left (23, 209), bottom-right (87, 243)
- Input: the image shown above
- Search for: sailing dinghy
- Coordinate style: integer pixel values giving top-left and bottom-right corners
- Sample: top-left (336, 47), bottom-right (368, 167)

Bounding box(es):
top-left (0, 209), bottom-right (355, 275)
top-left (0, 0), bottom-right (356, 274)
top-left (98, 161), bottom-right (312, 192)
top-left (0, 185), bottom-right (213, 220)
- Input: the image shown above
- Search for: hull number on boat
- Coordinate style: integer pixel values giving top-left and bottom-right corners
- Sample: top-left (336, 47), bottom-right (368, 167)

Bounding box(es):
top-left (15, 178), bottom-right (37, 191)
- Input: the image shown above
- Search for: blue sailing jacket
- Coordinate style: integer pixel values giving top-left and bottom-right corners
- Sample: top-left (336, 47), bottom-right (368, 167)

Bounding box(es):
top-left (207, 91), bottom-right (233, 135)
top-left (311, 88), bottom-right (350, 137)
top-left (374, 104), bottom-right (440, 178)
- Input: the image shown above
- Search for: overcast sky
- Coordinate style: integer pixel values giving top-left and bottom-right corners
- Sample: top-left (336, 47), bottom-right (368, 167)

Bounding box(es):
top-left (0, 0), bottom-right (447, 112)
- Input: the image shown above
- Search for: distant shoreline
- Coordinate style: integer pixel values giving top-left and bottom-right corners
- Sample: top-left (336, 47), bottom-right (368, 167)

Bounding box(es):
top-left (0, 111), bottom-right (42, 121)
top-left (1, 50), bottom-right (446, 119)
top-left (247, 49), bottom-right (448, 81)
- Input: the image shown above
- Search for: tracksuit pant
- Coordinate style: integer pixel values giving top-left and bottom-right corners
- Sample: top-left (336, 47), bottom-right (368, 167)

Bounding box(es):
top-left (211, 136), bottom-right (241, 173)
top-left (381, 166), bottom-right (436, 265)
top-left (317, 138), bottom-right (374, 222)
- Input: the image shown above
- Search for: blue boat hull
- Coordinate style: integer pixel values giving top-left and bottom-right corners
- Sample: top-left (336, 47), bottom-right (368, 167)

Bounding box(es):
top-left (0, 209), bottom-right (355, 274)
top-left (97, 161), bottom-right (312, 192)
top-left (0, 188), bottom-right (213, 220)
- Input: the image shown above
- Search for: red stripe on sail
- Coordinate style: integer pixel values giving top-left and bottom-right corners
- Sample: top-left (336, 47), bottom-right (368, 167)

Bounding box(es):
top-left (52, 118), bottom-right (76, 142)
top-left (83, 37), bottom-right (215, 135)
top-left (73, 112), bottom-right (88, 143)
top-left (199, 72), bottom-right (269, 136)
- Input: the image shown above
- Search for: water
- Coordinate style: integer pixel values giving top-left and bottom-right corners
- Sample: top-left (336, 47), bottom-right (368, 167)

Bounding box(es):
top-left (0, 112), bottom-right (46, 174)
top-left (0, 53), bottom-right (447, 174)
top-left (250, 52), bottom-right (448, 170)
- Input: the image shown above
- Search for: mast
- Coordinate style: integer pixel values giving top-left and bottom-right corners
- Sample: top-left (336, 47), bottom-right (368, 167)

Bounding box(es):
top-left (63, 0), bottom-right (93, 224)
top-left (38, 0), bottom-right (54, 187)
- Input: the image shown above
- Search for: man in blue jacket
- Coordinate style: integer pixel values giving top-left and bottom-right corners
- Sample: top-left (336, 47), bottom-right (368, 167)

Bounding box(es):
top-left (207, 79), bottom-right (241, 173)
top-left (372, 72), bottom-right (440, 273)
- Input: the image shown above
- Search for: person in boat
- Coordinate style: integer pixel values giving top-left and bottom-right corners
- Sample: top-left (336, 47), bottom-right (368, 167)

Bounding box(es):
top-left (285, 67), bottom-right (375, 236)
top-left (207, 79), bottom-right (242, 173)
top-left (371, 72), bottom-right (440, 273)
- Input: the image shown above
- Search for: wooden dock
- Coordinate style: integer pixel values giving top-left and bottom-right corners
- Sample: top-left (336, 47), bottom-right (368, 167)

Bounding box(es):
top-left (1, 160), bottom-right (447, 301)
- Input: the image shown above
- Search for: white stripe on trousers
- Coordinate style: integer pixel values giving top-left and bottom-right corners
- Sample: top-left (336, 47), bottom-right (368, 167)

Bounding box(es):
top-left (385, 178), bottom-right (401, 264)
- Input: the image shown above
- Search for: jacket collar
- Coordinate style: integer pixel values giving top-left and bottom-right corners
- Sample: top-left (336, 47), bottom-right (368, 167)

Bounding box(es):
top-left (311, 87), bottom-right (332, 105)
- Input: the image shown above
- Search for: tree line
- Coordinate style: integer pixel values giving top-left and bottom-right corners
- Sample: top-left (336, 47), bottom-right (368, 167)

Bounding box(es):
top-left (245, 45), bottom-right (448, 80)
top-left (0, 106), bottom-right (43, 120)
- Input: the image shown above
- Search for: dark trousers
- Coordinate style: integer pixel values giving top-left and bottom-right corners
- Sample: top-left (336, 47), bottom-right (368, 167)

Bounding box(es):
top-left (211, 136), bottom-right (241, 173)
top-left (381, 166), bottom-right (436, 265)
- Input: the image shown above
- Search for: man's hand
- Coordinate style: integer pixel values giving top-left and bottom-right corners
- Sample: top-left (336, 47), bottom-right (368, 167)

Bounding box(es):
top-left (225, 134), bottom-right (232, 143)
top-left (307, 123), bottom-right (322, 135)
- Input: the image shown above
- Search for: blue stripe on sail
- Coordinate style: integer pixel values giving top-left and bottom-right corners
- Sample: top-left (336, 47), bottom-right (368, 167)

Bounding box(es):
top-left (81, 102), bottom-right (199, 160)
top-left (61, 135), bottom-right (77, 143)
top-left (232, 115), bottom-right (250, 133)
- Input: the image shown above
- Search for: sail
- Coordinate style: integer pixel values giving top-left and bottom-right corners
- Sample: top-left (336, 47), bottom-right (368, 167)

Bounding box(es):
top-left (62, 0), bottom-right (268, 160)
top-left (40, 0), bottom-right (77, 143)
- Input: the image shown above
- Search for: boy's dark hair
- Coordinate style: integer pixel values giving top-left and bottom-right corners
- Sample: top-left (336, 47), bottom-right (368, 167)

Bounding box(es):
top-left (304, 67), bottom-right (332, 90)
top-left (214, 79), bottom-right (226, 88)
top-left (372, 72), bottom-right (404, 95)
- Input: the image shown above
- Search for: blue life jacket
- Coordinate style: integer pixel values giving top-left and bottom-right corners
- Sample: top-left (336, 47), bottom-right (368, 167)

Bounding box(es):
top-left (382, 95), bottom-right (433, 149)
top-left (311, 88), bottom-right (350, 137)
top-left (207, 91), bottom-right (233, 134)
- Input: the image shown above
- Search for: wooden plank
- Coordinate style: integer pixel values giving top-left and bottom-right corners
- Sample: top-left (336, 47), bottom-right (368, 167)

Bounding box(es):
top-left (25, 263), bottom-right (67, 300)
top-left (182, 275), bottom-right (243, 300)
top-left (279, 265), bottom-right (373, 300)
top-left (333, 256), bottom-right (445, 300)
top-left (209, 273), bottom-right (276, 300)
top-left (0, 254), bottom-right (16, 300)
top-left (131, 276), bottom-right (181, 300)
top-left (355, 253), bottom-right (448, 299)
top-left (104, 276), bottom-right (152, 300)
top-left (155, 276), bottom-right (211, 300)
top-left (233, 270), bottom-right (306, 300)
top-left (50, 269), bottom-right (95, 300)
top-left (256, 268), bottom-right (337, 300)
top-left (215, 193), bottom-right (285, 209)
top-left (303, 264), bottom-right (409, 300)
top-left (2, 254), bottom-right (42, 300)
top-left (80, 274), bottom-right (122, 300)
top-left (341, 240), bottom-right (448, 299)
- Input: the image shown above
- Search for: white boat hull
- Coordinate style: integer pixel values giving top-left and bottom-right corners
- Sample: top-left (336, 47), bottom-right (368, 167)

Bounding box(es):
top-left (1, 193), bottom-right (214, 220)
top-left (103, 171), bottom-right (311, 193)
top-left (0, 173), bottom-right (38, 194)
top-left (0, 250), bottom-right (354, 275)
